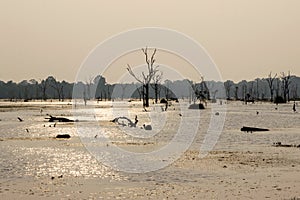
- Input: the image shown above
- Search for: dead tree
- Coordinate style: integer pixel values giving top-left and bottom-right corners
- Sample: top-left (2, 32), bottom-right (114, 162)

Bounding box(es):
top-left (127, 47), bottom-right (159, 107)
top-left (151, 71), bottom-right (163, 103)
top-left (280, 71), bottom-right (291, 102)
top-left (266, 72), bottom-right (277, 102)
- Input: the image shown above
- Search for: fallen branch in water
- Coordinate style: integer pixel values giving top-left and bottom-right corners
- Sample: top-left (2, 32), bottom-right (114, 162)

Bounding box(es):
top-left (272, 142), bottom-right (300, 148)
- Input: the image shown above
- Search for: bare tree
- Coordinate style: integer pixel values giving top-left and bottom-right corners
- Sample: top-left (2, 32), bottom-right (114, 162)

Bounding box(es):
top-left (151, 71), bottom-right (163, 103)
top-left (280, 71), bottom-right (291, 102)
top-left (266, 72), bottom-right (277, 102)
top-left (127, 47), bottom-right (159, 107)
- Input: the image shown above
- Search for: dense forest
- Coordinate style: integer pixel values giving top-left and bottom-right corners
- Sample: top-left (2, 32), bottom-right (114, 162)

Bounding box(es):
top-left (0, 73), bottom-right (299, 103)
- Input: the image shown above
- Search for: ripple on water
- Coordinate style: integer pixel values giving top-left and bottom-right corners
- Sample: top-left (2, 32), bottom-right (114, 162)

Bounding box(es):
top-left (0, 140), bottom-right (128, 181)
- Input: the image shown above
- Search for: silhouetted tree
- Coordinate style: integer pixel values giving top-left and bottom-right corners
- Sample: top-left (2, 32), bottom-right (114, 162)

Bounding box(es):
top-left (48, 76), bottom-right (63, 101)
top-left (199, 76), bottom-right (210, 100)
top-left (266, 72), bottom-right (277, 102)
top-left (280, 71), bottom-right (291, 102)
top-left (224, 80), bottom-right (233, 100)
top-left (291, 84), bottom-right (298, 100)
top-left (127, 47), bottom-right (159, 107)
top-left (39, 78), bottom-right (49, 101)
top-left (94, 75), bottom-right (106, 100)
top-left (234, 86), bottom-right (239, 100)
top-left (255, 78), bottom-right (260, 100)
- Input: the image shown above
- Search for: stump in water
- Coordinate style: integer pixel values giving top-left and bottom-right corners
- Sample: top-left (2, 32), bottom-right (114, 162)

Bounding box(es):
top-left (188, 103), bottom-right (205, 110)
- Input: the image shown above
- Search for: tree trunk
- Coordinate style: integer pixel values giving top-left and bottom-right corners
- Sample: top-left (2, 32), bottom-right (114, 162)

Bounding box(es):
top-left (145, 83), bottom-right (149, 107)
top-left (270, 90), bottom-right (274, 102)
top-left (154, 84), bottom-right (158, 103)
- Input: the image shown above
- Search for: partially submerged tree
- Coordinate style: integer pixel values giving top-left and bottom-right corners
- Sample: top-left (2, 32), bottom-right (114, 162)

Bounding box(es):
top-left (127, 47), bottom-right (159, 107)
top-left (266, 72), bottom-right (277, 102)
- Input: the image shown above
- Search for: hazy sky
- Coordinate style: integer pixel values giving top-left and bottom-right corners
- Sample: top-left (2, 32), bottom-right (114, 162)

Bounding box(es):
top-left (0, 0), bottom-right (299, 83)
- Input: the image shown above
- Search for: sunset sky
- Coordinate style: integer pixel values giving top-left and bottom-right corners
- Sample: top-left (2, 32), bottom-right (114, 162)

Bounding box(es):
top-left (0, 0), bottom-right (299, 83)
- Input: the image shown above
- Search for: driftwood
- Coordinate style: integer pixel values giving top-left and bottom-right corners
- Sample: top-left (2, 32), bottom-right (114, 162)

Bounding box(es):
top-left (272, 142), bottom-right (300, 148)
top-left (111, 116), bottom-right (138, 127)
top-left (241, 126), bottom-right (269, 133)
top-left (46, 115), bottom-right (74, 122)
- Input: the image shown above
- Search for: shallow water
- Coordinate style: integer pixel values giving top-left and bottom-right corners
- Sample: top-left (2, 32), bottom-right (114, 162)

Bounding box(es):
top-left (0, 100), bottom-right (299, 182)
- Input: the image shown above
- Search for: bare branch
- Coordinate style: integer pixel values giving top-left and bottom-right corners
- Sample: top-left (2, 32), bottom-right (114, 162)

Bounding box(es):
top-left (142, 47), bottom-right (150, 70)
top-left (150, 48), bottom-right (157, 66)
top-left (126, 64), bottom-right (143, 84)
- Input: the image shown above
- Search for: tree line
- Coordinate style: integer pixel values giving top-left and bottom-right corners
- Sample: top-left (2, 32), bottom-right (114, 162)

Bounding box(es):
top-left (0, 72), bottom-right (299, 103)
top-left (1, 47), bottom-right (299, 104)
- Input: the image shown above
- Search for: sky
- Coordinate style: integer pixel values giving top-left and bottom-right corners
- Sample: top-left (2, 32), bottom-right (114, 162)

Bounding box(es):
top-left (0, 0), bottom-right (299, 83)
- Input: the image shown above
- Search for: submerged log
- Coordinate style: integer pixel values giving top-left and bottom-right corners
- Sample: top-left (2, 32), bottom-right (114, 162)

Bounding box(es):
top-left (56, 134), bottom-right (71, 139)
top-left (241, 126), bottom-right (269, 133)
top-left (46, 115), bottom-right (74, 122)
